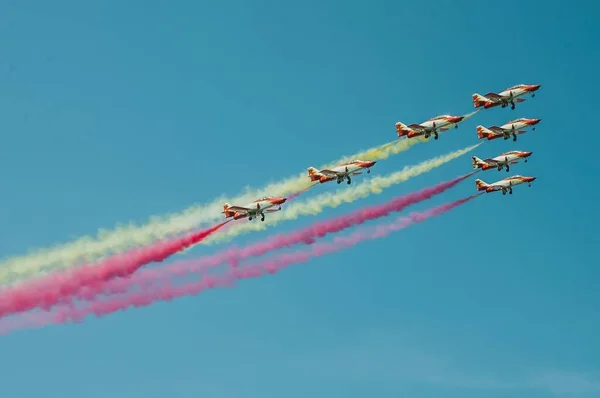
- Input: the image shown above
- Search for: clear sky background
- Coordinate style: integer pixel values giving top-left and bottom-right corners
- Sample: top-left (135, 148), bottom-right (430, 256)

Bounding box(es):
top-left (1, 1), bottom-right (599, 397)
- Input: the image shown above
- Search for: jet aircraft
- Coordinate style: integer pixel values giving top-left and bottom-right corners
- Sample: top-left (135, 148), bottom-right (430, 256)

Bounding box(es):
top-left (472, 151), bottom-right (533, 172)
top-left (476, 118), bottom-right (541, 142)
top-left (395, 114), bottom-right (465, 140)
top-left (307, 160), bottom-right (377, 185)
top-left (475, 175), bottom-right (536, 195)
top-left (222, 196), bottom-right (287, 222)
top-left (472, 84), bottom-right (541, 110)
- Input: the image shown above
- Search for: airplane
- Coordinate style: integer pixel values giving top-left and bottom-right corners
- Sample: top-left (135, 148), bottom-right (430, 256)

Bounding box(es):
top-left (472, 84), bottom-right (541, 110)
top-left (476, 118), bottom-right (541, 142)
top-left (307, 160), bottom-right (377, 185)
top-left (222, 196), bottom-right (287, 222)
top-left (395, 114), bottom-right (465, 140)
top-left (475, 175), bottom-right (536, 195)
top-left (472, 151), bottom-right (533, 172)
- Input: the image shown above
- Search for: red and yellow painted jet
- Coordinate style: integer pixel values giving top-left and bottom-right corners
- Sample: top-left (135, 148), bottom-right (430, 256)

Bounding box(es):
top-left (472, 151), bottom-right (533, 172)
top-left (475, 175), bottom-right (536, 195)
top-left (395, 114), bottom-right (465, 140)
top-left (472, 84), bottom-right (541, 110)
top-left (307, 160), bottom-right (376, 185)
top-left (222, 196), bottom-right (287, 222)
top-left (476, 118), bottom-right (541, 142)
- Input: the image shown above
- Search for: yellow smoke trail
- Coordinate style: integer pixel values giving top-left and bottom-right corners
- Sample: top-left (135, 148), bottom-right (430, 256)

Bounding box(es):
top-left (462, 109), bottom-right (480, 122)
top-left (0, 136), bottom-right (428, 286)
top-left (200, 143), bottom-right (482, 245)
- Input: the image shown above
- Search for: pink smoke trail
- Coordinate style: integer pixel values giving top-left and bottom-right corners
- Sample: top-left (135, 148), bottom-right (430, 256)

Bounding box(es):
top-left (53, 184), bottom-right (319, 304)
top-left (0, 194), bottom-right (480, 334)
top-left (63, 171), bottom-right (476, 303)
top-left (0, 220), bottom-right (231, 319)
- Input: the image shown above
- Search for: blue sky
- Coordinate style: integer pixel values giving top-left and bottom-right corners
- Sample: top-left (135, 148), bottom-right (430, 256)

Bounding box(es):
top-left (1, 0), bottom-right (599, 397)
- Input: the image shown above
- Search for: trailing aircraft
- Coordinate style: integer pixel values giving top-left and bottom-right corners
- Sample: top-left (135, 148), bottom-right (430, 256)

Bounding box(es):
top-left (222, 196), bottom-right (287, 221)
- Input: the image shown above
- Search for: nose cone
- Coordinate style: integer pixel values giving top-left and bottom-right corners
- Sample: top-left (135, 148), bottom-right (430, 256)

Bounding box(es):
top-left (523, 151), bottom-right (533, 157)
top-left (273, 197), bottom-right (287, 205)
top-left (531, 118), bottom-right (541, 125)
top-left (530, 84), bottom-right (541, 91)
top-left (366, 160), bottom-right (377, 167)
top-left (526, 176), bottom-right (536, 182)
top-left (451, 116), bottom-right (464, 123)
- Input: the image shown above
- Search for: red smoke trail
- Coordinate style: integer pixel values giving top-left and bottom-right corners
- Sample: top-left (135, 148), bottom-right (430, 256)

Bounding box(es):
top-left (0, 194), bottom-right (479, 333)
top-left (57, 186), bottom-right (317, 302)
top-left (63, 172), bottom-right (476, 303)
top-left (0, 220), bottom-right (231, 319)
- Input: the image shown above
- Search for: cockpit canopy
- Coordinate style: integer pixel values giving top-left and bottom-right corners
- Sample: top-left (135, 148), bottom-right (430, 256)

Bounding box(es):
top-left (507, 84), bottom-right (527, 90)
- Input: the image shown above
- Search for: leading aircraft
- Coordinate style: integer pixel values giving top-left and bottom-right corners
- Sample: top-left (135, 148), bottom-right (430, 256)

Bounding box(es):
top-left (472, 84), bottom-right (541, 110)
top-left (307, 160), bottom-right (377, 185)
top-left (222, 196), bottom-right (287, 222)
top-left (472, 151), bottom-right (533, 172)
top-left (476, 118), bottom-right (541, 142)
top-left (395, 114), bottom-right (465, 140)
top-left (475, 175), bottom-right (536, 195)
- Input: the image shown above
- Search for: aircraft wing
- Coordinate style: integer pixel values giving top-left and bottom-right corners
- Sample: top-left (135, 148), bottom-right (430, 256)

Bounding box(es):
top-left (226, 205), bottom-right (252, 213)
top-left (488, 126), bottom-right (505, 134)
top-left (265, 208), bottom-right (281, 213)
top-left (319, 169), bottom-right (344, 176)
top-left (407, 123), bottom-right (427, 132)
top-left (484, 92), bottom-right (503, 100)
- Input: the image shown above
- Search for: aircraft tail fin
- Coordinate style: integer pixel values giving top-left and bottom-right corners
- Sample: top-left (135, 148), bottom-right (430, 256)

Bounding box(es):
top-left (476, 125), bottom-right (496, 140)
top-left (472, 93), bottom-right (490, 108)
top-left (222, 203), bottom-right (235, 218)
top-left (471, 156), bottom-right (487, 169)
top-left (395, 121), bottom-right (410, 137)
top-left (475, 179), bottom-right (489, 191)
top-left (307, 167), bottom-right (324, 182)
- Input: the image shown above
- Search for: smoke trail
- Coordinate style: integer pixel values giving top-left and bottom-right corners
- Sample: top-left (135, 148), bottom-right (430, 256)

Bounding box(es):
top-left (201, 143), bottom-right (482, 245)
top-left (0, 137), bottom-right (429, 287)
top-left (58, 171), bottom-right (476, 303)
top-left (0, 194), bottom-right (479, 332)
top-left (0, 221), bottom-right (230, 319)
top-left (285, 184), bottom-right (318, 201)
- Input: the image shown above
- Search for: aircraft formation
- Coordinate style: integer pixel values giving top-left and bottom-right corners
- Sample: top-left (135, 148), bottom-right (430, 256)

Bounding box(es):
top-left (0, 83), bottom-right (545, 334)
top-left (224, 83), bottom-right (542, 219)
